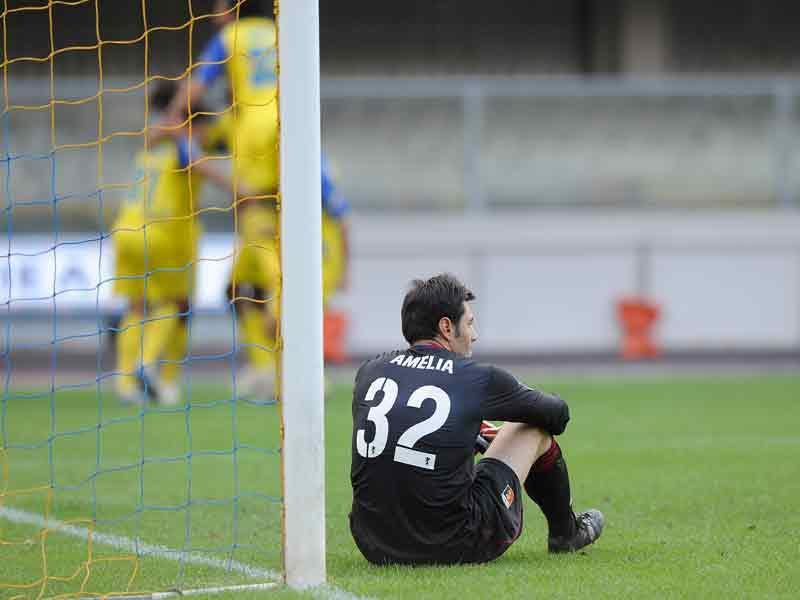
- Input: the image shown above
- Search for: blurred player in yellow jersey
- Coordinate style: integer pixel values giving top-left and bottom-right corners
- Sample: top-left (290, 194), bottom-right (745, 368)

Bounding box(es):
top-left (168, 0), bottom-right (282, 398)
top-left (112, 81), bottom-right (241, 406)
top-left (204, 112), bottom-right (352, 399)
top-left (231, 153), bottom-right (351, 398)
top-left (169, 0), bottom-right (351, 399)
top-left (168, 0), bottom-right (278, 201)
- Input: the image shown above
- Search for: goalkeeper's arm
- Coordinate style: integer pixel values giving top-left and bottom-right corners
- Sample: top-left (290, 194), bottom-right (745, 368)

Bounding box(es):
top-left (474, 420), bottom-right (500, 454)
top-left (481, 366), bottom-right (569, 436)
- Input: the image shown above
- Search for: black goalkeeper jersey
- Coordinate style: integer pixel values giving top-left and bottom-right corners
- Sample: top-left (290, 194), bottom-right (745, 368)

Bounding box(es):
top-left (349, 344), bottom-right (570, 564)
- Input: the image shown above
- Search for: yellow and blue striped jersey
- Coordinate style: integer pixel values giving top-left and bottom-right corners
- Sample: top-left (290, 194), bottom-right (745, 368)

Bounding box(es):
top-left (195, 17), bottom-right (277, 111)
top-left (126, 137), bottom-right (203, 224)
top-left (204, 112), bottom-right (350, 221)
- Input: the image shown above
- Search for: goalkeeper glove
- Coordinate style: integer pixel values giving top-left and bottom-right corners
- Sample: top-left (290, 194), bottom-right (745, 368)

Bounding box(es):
top-left (474, 420), bottom-right (500, 454)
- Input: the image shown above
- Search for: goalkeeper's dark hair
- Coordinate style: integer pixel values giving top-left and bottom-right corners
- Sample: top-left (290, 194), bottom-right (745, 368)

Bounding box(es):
top-left (401, 274), bottom-right (475, 345)
top-left (224, 0), bottom-right (272, 19)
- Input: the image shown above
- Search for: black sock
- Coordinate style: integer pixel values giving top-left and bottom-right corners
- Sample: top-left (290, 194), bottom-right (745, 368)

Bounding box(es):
top-left (524, 439), bottom-right (576, 540)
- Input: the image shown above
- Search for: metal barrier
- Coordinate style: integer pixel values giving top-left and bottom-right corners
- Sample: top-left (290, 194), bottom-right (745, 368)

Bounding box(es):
top-left (3, 76), bottom-right (800, 227)
top-left (321, 76), bottom-right (800, 211)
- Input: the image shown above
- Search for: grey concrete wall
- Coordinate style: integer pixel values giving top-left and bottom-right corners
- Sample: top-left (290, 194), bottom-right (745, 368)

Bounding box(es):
top-left (340, 212), bottom-right (800, 354)
top-left (4, 80), bottom-right (797, 235)
top-left (4, 212), bottom-right (800, 360)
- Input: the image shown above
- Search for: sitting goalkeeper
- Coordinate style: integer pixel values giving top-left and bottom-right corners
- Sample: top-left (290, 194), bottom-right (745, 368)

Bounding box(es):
top-left (111, 81), bottom-right (241, 406)
top-left (350, 274), bottom-right (604, 564)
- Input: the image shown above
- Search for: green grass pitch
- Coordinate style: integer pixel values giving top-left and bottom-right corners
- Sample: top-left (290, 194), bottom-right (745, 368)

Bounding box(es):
top-left (1, 373), bottom-right (799, 599)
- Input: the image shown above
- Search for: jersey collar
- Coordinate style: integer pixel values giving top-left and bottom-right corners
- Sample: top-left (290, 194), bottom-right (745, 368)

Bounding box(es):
top-left (410, 341), bottom-right (447, 351)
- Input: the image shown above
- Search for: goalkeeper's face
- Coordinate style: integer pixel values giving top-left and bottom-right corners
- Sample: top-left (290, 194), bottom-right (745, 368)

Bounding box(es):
top-left (450, 302), bottom-right (477, 358)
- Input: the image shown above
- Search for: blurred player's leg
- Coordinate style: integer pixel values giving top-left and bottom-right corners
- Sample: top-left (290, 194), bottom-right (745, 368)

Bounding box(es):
top-left (142, 301), bottom-right (179, 365)
top-left (115, 308), bottom-right (145, 405)
top-left (157, 330), bottom-right (186, 406)
top-left (158, 301), bottom-right (190, 407)
top-left (160, 318), bottom-right (188, 384)
top-left (230, 211), bottom-right (280, 400)
top-left (140, 301), bottom-right (180, 405)
top-left (238, 304), bottom-right (276, 399)
top-left (111, 209), bottom-right (148, 405)
top-left (140, 220), bottom-right (198, 406)
top-left (241, 306), bottom-right (275, 366)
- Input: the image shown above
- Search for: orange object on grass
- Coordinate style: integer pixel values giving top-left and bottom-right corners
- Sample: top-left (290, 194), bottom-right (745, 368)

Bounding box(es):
top-left (616, 297), bottom-right (661, 360)
top-left (323, 309), bottom-right (349, 363)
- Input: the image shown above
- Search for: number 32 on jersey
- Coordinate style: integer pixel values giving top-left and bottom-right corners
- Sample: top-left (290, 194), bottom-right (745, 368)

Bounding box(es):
top-left (356, 377), bottom-right (451, 470)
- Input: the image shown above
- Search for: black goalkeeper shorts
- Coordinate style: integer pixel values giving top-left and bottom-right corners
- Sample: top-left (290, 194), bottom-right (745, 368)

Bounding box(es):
top-left (462, 457), bottom-right (524, 564)
top-left (350, 458), bottom-right (524, 566)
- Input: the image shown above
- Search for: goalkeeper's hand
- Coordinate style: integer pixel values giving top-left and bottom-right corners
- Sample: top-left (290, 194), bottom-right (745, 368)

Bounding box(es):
top-left (474, 420), bottom-right (500, 454)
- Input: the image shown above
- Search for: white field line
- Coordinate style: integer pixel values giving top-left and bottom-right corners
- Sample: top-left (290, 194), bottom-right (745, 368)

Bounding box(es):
top-left (97, 583), bottom-right (280, 599)
top-left (0, 504), bottom-right (277, 579)
top-left (0, 505), bottom-right (370, 600)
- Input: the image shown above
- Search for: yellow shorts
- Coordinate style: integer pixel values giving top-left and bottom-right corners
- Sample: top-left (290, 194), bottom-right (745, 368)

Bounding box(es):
top-left (230, 215), bottom-right (344, 306)
top-left (230, 236), bottom-right (281, 306)
top-left (112, 206), bottom-right (201, 303)
top-left (237, 202), bottom-right (278, 245)
top-left (230, 211), bottom-right (344, 309)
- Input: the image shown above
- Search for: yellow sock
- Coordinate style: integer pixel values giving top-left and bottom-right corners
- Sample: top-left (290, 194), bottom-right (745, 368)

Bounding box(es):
top-left (116, 310), bottom-right (143, 394)
top-left (240, 307), bottom-right (275, 369)
top-left (142, 302), bottom-right (179, 370)
top-left (161, 318), bottom-right (188, 385)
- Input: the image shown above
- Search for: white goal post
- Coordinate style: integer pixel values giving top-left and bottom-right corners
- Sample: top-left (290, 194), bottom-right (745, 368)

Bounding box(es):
top-left (277, 0), bottom-right (326, 589)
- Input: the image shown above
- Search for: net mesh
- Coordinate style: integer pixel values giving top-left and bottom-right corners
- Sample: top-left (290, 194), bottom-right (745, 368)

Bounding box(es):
top-left (1, 1), bottom-right (282, 596)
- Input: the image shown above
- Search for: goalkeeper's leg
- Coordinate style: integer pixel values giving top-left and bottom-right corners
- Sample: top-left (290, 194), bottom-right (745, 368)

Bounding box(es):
top-left (485, 423), bottom-right (604, 553)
